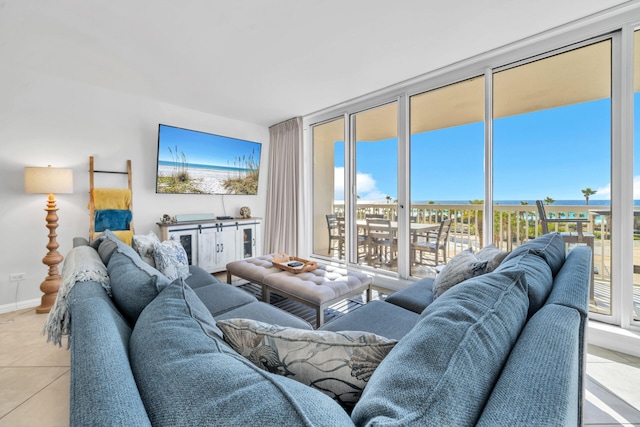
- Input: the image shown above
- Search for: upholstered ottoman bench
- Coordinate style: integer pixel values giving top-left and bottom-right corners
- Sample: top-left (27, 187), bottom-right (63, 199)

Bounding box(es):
top-left (226, 254), bottom-right (372, 327)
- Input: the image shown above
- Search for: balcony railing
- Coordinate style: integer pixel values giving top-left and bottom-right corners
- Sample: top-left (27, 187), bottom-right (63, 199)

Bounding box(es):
top-left (333, 202), bottom-right (611, 280)
top-left (331, 202), bottom-right (640, 319)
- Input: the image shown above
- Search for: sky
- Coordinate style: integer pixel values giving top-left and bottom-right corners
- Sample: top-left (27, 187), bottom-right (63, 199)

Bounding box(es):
top-left (157, 124), bottom-right (261, 168)
top-left (333, 97), bottom-right (636, 203)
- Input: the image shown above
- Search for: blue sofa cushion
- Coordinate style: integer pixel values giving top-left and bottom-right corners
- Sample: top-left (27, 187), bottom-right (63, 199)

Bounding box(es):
top-left (67, 282), bottom-right (152, 426)
top-left (476, 304), bottom-right (582, 426)
top-left (106, 231), bottom-right (170, 324)
top-left (503, 232), bottom-right (565, 276)
top-left (216, 301), bottom-right (314, 330)
top-left (495, 252), bottom-right (553, 318)
top-left (318, 300), bottom-right (419, 341)
top-left (185, 265), bottom-right (220, 290)
top-left (95, 233), bottom-right (119, 265)
top-left (545, 245), bottom-right (591, 316)
top-left (193, 282), bottom-right (257, 316)
top-left (352, 267), bottom-right (529, 426)
top-left (385, 277), bottom-right (435, 313)
top-left (130, 278), bottom-right (354, 427)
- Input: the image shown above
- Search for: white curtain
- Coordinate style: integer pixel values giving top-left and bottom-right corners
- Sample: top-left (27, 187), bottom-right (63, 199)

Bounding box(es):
top-left (264, 117), bottom-right (302, 254)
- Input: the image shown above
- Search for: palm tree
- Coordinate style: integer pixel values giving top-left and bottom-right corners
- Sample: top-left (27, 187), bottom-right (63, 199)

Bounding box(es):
top-left (544, 197), bottom-right (555, 205)
top-left (385, 195), bottom-right (392, 204)
top-left (581, 188), bottom-right (597, 205)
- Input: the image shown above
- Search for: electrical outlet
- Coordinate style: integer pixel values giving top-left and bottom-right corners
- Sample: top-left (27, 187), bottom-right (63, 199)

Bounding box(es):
top-left (9, 273), bottom-right (25, 282)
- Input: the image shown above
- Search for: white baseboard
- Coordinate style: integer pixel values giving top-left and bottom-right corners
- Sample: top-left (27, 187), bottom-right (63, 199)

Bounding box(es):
top-left (588, 320), bottom-right (640, 358)
top-left (0, 298), bottom-right (40, 315)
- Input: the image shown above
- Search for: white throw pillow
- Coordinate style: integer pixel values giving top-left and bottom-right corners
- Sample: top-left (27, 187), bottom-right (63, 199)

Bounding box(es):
top-left (132, 232), bottom-right (161, 267)
top-left (152, 238), bottom-right (190, 280)
top-left (475, 243), bottom-right (509, 273)
top-left (433, 248), bottom-right (488, 298)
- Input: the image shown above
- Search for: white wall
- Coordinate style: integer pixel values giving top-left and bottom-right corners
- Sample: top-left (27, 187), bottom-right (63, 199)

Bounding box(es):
top-left (0, 68), bottom-right (269, 312)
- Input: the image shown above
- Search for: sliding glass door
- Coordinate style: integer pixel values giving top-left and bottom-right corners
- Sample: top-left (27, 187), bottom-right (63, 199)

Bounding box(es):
top-left (633, 29), bottom-right (640, 324)
top-left (352, 102), bottom-right (398, 273)
top-left (312, 117), bottom-right (345, 261)
top-left (309, 27), bottom-right (640, 330)
top-left (493, 39), bottom-right (612, 315)
top-left (409, 77), bottom-right (485, 277)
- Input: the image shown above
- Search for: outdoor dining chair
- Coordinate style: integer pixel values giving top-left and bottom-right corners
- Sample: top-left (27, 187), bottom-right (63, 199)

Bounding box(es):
top-left (365, 217), bottom-right (396, 266)
top-left (411, 218), bottom-right (452, 267)
top-left (326, 214), bottom-right (344, 258)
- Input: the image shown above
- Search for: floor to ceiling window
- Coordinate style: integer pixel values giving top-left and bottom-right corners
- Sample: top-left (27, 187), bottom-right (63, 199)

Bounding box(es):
top-left (352, 102), bottom-right (398, 273)
top-left (409, 77), bottom-right (485, 277)
top-left (312, 117), bottom-right (345, 261)
top-left (633, 29), bottom-right (640, 323)
top-left (307, 15), bottom-right (640, 337)
top-left (493, 39), bottom-right (612, 316)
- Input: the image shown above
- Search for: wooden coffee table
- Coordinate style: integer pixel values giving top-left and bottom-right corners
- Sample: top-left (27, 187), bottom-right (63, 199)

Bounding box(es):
top-left (226, 254), bottom-right (372, 327)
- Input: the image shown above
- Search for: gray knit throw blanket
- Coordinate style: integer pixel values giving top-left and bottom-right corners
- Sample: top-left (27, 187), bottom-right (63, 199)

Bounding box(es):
top-left (43, 245), bottom-right (111, 348)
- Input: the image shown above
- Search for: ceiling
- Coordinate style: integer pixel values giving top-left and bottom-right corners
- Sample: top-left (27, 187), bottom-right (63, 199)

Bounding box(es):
top-left (0, 0), bottom-right (632, 127)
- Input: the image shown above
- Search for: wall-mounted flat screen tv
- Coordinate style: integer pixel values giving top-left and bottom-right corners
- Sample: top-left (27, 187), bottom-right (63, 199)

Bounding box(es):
top-left (156, 124), bottom-right (262, 195)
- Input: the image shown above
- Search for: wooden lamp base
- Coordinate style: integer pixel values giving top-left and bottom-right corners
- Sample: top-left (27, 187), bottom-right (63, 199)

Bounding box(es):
top-left (35, 194), bottom-right (64, 314)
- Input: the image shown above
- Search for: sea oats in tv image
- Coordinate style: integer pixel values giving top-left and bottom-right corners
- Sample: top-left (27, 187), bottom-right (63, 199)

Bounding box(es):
top-left (156, 124), bottom-right (262, 195)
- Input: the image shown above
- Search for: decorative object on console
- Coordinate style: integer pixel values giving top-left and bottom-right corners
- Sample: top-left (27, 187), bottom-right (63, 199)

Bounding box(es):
top-left (24, 165), bottom-right (74, 314)
top-left (175, 213), bottom-right (216, 222)
top-left (160, 214), bottom-right (177, 224)
top-left (239, 206), bottom-right (251, 219)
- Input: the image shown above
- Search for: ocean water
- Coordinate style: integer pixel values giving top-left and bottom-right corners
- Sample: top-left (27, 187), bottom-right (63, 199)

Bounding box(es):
top-left (158, 160), bottom-right (252, 173)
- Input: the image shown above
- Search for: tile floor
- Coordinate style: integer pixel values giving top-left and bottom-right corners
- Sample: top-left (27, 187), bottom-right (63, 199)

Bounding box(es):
top-left (0, 308), bottom-right (638, 426)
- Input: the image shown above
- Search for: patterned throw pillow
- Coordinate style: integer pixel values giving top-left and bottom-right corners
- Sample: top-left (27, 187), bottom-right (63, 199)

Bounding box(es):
top-left (153, 238), bottom-right (190, 280)
top-left (475, 244), bottom-right (509, 273)
top-left (132, 232), bottom-right (161, 267)
top-left (216, 318), bottom-right (397, 410)
top-left (433, 248), bottom-right (488, 298)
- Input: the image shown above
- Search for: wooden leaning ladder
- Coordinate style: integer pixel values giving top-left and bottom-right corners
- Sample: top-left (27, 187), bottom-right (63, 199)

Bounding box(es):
top-left (89, 156), bottom-right (134, 241)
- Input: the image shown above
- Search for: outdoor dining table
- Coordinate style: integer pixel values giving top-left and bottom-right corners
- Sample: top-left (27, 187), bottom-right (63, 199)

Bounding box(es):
top-left (355, 219), bottom-right (440, 236)
top-left (354, 219), bottom-right (440, 264)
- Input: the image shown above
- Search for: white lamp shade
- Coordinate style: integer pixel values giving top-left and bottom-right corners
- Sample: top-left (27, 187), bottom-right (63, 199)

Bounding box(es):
top-left (24, 166), bottom-right (74, 194)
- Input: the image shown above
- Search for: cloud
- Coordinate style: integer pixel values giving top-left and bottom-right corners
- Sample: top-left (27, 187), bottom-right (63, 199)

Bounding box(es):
top-left (594, 176), bottom-right (640, 199)
top-left (595, 183), bottom-right (610, 199)
top-left (334, 167), bottom-right (389, 201)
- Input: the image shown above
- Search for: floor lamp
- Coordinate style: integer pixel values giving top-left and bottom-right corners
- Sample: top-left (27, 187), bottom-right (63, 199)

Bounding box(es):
top-left (24, 166), bottom-right (74, 314)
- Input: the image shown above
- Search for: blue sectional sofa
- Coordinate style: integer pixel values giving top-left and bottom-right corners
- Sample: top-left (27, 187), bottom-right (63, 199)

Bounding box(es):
top-left (64, 231), bottom-right (591, 426)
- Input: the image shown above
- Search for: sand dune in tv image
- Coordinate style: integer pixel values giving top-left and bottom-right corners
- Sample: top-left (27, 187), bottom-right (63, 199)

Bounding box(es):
top-left (156, 125), bottom-right (261, 195)
top-left (158, 166), bottom-right (250, 194)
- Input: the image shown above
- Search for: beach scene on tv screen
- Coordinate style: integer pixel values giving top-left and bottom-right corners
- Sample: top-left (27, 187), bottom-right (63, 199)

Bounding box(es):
top-left (157, 125), bottom-right (261, 195)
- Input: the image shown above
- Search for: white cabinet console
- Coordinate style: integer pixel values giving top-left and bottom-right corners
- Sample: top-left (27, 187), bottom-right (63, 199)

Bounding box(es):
top-left (158, 218), bottom-right (261, 273)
